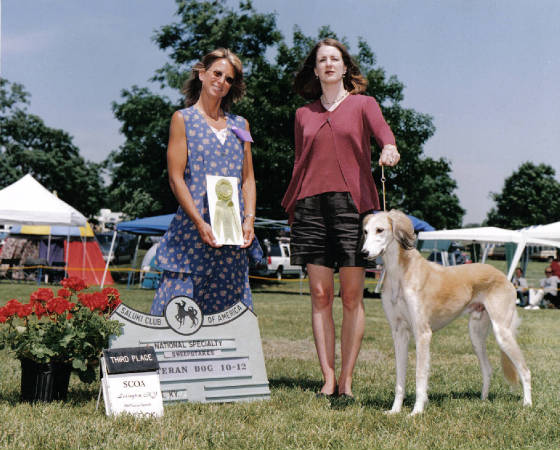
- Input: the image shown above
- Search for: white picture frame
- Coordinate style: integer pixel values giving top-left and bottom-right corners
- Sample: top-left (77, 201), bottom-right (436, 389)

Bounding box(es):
top-left (206, 175), bottom-right (244, 246)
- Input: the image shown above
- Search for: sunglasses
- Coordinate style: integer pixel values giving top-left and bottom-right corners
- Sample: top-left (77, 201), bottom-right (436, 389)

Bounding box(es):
top-left (545, 271), bottom-right (552, 274)
top-left (210, 70), bottom-right (234, 85)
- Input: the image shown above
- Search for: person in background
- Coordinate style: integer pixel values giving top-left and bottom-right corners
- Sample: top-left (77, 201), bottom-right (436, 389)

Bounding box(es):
top-left (549, 252), bottom-right (560, 278)
top-left (527, 267), bottom-right (559, 309)
top-left (282, 38), bottom-right (399, 401)
top-left (512, 267), bottom-right (528, 307)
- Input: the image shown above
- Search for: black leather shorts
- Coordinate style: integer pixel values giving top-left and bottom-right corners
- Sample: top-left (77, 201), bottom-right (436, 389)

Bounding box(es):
top-left (290, 192), bottom-right (371, 268)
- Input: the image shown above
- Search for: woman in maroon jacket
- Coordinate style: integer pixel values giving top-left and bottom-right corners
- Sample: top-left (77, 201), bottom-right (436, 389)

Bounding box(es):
top-left (282, 38), bottom-right (400, 401)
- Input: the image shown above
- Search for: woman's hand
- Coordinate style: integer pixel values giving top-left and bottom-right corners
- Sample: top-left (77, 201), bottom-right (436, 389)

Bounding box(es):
top-left (240, 216), bottom-right (255, 248)
top-left (379, 144), bottom-right (400, 167)
top-left (196, 221), bottom-right (222, 248)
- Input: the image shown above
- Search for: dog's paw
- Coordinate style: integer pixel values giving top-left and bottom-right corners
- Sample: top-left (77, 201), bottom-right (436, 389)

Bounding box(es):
top-left (384, 409), bottom-right (401, 415)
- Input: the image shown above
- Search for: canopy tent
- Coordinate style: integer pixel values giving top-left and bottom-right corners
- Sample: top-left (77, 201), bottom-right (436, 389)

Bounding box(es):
top-left (100, 214), bottom-right (174, 288)
top-left (407, 215), bottom-right (435, 232)
top-left (418, 225), bottom-right (560, 280)
top-left (0, 174), bottom-right (111, 285)
top-left (8, 223), bottom-right (113, 286)
top-left (116, 214), bottom-right (174, 235)
top-left (521, 221), bottom-right (560, 241)
top-left (10, 223), bottom-right (95, 238)
top-left (0, 174), bottom-right (86, 226)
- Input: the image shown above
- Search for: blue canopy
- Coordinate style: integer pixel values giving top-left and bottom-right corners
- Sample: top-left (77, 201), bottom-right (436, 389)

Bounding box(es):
top-left (116, 214), bottom-right (174, 236)
top-left (408, 215), bottom-right (435, 232)
top-left (115, 212), bottom-right (434, 236)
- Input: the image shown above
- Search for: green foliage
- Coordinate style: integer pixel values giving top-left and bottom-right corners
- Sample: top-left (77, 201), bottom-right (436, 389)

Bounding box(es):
top-left (486, 161), bottom-right (560, 228)
top-left (106, 0), bottom-right (464, 228)
top-left (0, 282), bottom-right (122, 383)
top-left (0, 78), bottom-right (106, 219)
top-left (104, 86), bottom-right (177, 219)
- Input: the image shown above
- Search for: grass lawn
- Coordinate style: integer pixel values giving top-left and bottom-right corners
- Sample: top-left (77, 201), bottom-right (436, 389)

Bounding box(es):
top-left (0, 268), bottom-right (558, 449)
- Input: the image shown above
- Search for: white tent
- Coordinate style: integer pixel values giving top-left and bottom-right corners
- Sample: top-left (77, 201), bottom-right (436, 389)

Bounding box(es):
top-left (418, 225), bottom-right (560, 280)
top-left (419, 227), bottom-right (522, 244)
top-left (522, 221), bottom-right (560, 241)
top-left (0, 174), bottom-right (88, 281)
top-left (0, 174), bottom-right (87, 226)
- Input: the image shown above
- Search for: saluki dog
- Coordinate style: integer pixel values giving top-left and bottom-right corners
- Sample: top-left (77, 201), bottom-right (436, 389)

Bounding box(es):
top-left (361, 210), bottom-right (532, 415)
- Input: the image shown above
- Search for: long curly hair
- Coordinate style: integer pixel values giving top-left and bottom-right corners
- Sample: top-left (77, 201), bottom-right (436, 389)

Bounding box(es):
top-left (182, 48), bottom-right (246, 111)
top-left (294, 38), bottom-right (368, 100)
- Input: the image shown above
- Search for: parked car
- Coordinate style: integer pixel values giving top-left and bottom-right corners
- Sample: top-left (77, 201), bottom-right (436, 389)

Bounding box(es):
top-left (97, 232), bottom-right (137, 264)
top-left (258, 238), bottom-right (303, 279)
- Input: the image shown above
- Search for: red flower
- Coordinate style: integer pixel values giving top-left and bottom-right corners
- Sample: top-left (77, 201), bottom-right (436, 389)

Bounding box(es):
top-left (78, 292), bottom-right (108, 312)
top-left (102, 287), bottom-right (121, 311)
top-left (30, 288), bottom-right (54, 303)
top-left (57, 288), bottom-right (72, 299)
top-left (0, 307), bottom-right (10, 323)
top-left (46, 297), bottom-right (74, 315)
top-left (33, 301), bottom-right (48, 320)
top-left (16, 304), bottom-right (33, 318)
top-left (61, 277), bottom-right (88, 292)
top-left (2, 299), bottom-right (23, 317)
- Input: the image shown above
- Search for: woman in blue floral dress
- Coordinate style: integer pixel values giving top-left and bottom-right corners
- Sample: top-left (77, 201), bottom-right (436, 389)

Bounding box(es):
top-left (150, 48), bottom-right (257, 316)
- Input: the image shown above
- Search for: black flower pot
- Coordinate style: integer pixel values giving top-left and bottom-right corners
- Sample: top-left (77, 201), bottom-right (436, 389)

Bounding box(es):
top-left (20, 358), bottom-right (72, 403)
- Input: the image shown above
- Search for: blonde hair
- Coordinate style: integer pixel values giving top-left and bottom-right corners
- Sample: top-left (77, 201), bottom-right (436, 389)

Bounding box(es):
top-left (182, 48), bottom-right (246, 111)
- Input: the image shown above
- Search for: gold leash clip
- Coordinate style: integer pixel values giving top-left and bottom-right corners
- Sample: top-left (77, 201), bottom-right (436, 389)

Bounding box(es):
top-left (381, 165), bottom-right (387, 212)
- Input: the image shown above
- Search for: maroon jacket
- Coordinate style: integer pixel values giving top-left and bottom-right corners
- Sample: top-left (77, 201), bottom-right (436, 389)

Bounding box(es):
top-left (281, 94), bottom-right (396, 223)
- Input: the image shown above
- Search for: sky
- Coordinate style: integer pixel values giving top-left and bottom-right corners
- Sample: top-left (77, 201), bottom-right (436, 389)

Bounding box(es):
top-left (1, 0), bottom-right (559, 225)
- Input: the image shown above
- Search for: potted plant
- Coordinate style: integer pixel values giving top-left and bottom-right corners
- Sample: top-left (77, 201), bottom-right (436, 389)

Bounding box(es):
top-left (0, 277), bottom-right (122, 402)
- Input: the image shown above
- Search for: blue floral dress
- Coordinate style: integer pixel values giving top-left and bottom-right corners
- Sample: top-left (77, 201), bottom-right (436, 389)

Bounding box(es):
top-left (150, 107), bottom-right (255, 316)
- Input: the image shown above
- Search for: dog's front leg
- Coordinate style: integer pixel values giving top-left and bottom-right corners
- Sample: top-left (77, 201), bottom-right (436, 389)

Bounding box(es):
top-left (411, 327), bottom-right (432, 415)
top-left (387, 317), bottom-right (410, 414)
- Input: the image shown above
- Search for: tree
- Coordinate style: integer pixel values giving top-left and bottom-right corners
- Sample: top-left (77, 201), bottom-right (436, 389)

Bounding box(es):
top-left (104, 86), bottom-right (176, 219)
top-left (0, 78), bottom-right (106, 219)
top-left (486, 162), bottom-right (560, 228)
top-left (107, 0), bottom-right (464, 228)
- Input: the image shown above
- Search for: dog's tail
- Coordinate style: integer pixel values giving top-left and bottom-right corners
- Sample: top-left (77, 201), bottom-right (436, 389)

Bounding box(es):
top-left (500, 309), bottom-right (521, 386)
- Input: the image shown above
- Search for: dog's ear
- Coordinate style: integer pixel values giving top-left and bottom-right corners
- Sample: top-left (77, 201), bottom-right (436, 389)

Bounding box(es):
top-left (359, 214), bottom-right (374, 247)
top-left (388, 210), bottom-right (416, 250)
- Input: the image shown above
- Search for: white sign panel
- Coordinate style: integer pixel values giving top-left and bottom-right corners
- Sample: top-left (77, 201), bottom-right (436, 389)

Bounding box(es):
top-left (109, 297), bottom-right (270, 404)
top-left (101, 359), bottom-right (164, 418)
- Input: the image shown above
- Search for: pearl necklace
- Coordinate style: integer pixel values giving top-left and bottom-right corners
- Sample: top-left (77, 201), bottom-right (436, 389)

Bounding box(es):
top-left (321, 90), bottom-right (348, 109)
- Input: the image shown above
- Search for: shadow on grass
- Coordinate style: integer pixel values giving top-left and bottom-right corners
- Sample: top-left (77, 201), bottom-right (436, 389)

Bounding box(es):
top-left (0, 386), bottom-right (99, 407)
top-left (359, 389), bottom-right (519, 411)
top-left (268, 376), bottom-right (323, 393)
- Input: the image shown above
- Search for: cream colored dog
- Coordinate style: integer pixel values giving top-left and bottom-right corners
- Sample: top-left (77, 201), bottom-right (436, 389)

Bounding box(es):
top-left (361, 210), bottom-right (532, 415)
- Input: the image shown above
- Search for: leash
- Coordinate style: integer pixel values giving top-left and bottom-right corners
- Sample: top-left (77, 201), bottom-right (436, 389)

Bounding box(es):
top-left (381, 165), bottom-right (387, 212)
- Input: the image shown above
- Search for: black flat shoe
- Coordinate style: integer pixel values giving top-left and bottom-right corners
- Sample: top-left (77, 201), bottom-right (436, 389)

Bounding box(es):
top-left (315, 386), bottom-right (338, 398)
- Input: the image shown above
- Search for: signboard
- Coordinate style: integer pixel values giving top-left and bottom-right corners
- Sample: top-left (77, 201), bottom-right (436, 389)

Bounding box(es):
top-left (109, 296), bottom-right (270, 403)
top-left (100, 346), bottom-right (164, 417)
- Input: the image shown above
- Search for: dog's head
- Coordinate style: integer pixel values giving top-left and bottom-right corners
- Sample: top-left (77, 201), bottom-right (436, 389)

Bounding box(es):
top-left (361, 210), bottom-right (416, 260)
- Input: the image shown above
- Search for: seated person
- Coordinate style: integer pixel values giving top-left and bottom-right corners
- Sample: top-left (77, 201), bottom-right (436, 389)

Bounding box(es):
top-left (527, 267), bottom-right (559, 309)
top-left (512, 267), bottom-right (528, 306)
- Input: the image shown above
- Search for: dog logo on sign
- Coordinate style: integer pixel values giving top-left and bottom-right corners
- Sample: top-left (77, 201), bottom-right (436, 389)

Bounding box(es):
top-left (164, 296), bottom-right (202, 335)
